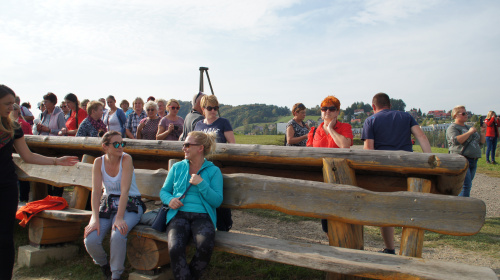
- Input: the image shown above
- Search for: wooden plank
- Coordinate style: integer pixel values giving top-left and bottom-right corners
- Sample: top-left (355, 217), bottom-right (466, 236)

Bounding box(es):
top-left (14, 156), bottom-right (486, 235)
top-left (129, 227), bottom-right (497, 280)
top-left (400, 178), bottom-right (432, 257)
top-left (23, 135), bottom-right (467, 194)
top-left (323, 158), bottom-right (364, 280)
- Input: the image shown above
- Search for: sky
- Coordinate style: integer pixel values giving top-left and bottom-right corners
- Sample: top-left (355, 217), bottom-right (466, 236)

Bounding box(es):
top-left (1, 0), bottom-right (499, 117)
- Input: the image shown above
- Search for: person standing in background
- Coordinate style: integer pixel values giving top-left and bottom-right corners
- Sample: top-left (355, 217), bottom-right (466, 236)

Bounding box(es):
top-left (125, 98), bottom-right (146, 139)
top-left (180, 92), bottom-right (205, 141)
top-left (59, 93), bottom-right (87, 136)
top-left (103, 95), bottom-right (127, 137)
top-left (484, 111), bottom-right (499, 164)
top-left (362, 92), bottom-right (431, 255)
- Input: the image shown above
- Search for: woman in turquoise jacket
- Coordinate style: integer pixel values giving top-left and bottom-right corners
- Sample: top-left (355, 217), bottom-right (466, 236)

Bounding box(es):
top-left (160, 131), bottom-right (223, 280)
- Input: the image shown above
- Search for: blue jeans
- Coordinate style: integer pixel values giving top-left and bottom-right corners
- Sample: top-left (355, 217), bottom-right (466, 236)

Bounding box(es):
top-left (486, 136), bottom-right (498, 162)
top-left (84, 207), bottom-right (143, 279)
top-left (459, 158), bottom-right (478, 197)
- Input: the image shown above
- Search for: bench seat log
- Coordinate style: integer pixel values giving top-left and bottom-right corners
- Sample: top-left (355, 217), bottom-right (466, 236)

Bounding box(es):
top-left (129, 226), bottom-right (497, 280)
top-left (14, 155), bottom-right (485, 236)
top-left (23, 136), bottom-right (467, 195)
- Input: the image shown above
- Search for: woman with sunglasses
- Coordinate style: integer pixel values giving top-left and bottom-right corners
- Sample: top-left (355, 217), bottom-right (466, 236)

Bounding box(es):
top-left (84, 131), bottom-right (144, 280)
top-left (446, 106), bottom-right (486, 197)
top-left (194, 95), bottom-right (235, 144)
top-left (136, 101), bottom-right (161, 140)
top-left (286, 103), bottom-right (310, 146)
top-left (306, 96), bottom-right (353, 149)
top-left (157, 99), bottom-right (184, 141)
top-left (76, 101), bottom-right (107, 137)
top-left (160, 131), bottom-right (222, 280)
top-left (306, 96), bottom-right (353, 234)
top-left (1, 85), bottom-right (79, 279)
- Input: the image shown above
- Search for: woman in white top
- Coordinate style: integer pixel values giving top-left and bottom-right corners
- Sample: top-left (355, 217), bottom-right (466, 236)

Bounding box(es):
top-left (84, 131), bottom-right (144, 280)
top-left (103, 95), bottom-right (127, 136)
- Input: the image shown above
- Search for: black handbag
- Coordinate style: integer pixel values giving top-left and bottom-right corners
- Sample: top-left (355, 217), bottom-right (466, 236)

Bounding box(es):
top-left (151, 204), bottom-right (169, 232)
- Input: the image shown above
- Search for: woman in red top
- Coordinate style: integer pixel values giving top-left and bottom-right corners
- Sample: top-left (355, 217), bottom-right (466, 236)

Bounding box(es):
top-left (306, 95), bottom-right (352, 234)
top-left (59, 93), bottom-right (87, 136)
top-left (306, 95), bottom-right (353, 148)
top-left (10, 104), bottom-right (32, 135)
top-left (485, 111), bottom-right (499, 164)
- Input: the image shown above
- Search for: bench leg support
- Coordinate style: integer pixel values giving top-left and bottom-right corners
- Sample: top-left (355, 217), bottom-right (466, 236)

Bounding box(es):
top-left (17, 244), bottom-right (79, 267)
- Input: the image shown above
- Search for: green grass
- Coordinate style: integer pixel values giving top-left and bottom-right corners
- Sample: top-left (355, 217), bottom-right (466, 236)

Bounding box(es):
top-left (235, 134), bottom-right (285, 145)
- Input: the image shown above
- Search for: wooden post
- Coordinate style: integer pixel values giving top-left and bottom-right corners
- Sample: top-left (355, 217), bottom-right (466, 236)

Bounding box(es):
top-left (399, 177), bottom-right (432, 258)
top-left (31, 182), bottom-right (48, 201)
top-left (69, 154), bottom-right (95, 209)
top-left (323, 158), bottom-right (364, 280)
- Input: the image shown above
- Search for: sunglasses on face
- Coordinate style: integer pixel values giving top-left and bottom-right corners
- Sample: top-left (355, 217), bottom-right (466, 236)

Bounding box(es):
top-left (109, 141), bottom-right (126, 148)
top-left (146, 108), bottom-right (156, 112)
top-left (169, 106), bottom-right (180, 110)
top-left (182, 143), bottom-right (202, 148)
top-left (204, 106), bottom-right (219, 111)
top-left (459, 112), bottom-right (467, 116)
top-left (321, 106), bottom-right (337, 112)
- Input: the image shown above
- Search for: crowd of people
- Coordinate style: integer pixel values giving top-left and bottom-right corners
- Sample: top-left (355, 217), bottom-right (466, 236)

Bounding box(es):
top-left (2, 85), bottom-right (497, 279)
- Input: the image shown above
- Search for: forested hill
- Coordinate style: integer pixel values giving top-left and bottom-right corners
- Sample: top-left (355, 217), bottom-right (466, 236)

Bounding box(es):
top-left (176, 101), bottom-right (290, 128)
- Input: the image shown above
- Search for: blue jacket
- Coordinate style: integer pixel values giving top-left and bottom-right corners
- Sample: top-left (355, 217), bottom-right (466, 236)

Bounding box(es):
top-left (115, 108), bottom-right (127, 136)
top-left (160, 159), bottom-right (223, 226)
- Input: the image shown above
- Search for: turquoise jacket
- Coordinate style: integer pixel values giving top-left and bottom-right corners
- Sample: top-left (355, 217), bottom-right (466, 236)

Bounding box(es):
top-left (160, 159), bottom-right (223, 227)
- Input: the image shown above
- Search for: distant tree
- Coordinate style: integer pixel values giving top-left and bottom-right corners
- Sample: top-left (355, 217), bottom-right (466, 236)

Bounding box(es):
top-left (418, 108), bottom-right (422, 116)
top-left (470, 115), bottom-right (478, 122)
top-left (390, 98), bottom-right (406, 111)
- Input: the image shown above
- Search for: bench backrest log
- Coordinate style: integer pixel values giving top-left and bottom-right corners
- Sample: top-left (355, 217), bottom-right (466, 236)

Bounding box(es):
top-left (14, 155), bottom-right (485, 236)
top-left (23, 135), bottom-right (469, 195)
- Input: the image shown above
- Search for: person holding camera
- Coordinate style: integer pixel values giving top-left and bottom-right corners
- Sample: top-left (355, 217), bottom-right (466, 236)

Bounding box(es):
top-left (446, 106), bottom-right (486, 197)
top-left (485, 111), bottom-right (499, 164)
top-left (157, 99), bottom-right (184, 141)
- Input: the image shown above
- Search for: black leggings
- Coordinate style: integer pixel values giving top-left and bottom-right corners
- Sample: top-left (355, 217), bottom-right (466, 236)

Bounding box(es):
top-left (167, 211), bottom-right (215, 280)
top-left (0, 181), bottom-right (19, 279)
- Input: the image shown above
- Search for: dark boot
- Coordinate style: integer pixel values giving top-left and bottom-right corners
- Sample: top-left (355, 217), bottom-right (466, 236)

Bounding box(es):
top-left (100, 264), bottom-right (111, 280)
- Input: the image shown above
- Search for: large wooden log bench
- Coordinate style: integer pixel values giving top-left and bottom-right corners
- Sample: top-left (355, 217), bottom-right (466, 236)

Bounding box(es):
top-left (14, 155), bottom-right (497, 279)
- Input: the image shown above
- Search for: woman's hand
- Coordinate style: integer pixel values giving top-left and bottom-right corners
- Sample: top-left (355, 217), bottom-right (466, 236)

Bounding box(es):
top-left (112, 217), bottom-right (128, 235)
top-left (189, 174), bottom-right (203, 185)
top-left (56, 156), bottom-right (79, 166)
top-left (167, 123), bottom-right (174, 133)
top-left (84, 220), bottom-right (100, 238)
top-left (37, 124), bottom-right (49, 133)
top-left (169, 197), bottom-right (184, 209)
top-left (468, 127), bottom-right (477, 134)
top-left (58, 128), bottom-right (67, 136)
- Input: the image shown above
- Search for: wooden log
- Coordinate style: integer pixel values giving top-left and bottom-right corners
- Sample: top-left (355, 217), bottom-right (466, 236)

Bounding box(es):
top-left (323, 158), bottom-right (364, 280)
top-left (23, 135), bottom-right (467, 194)
top-left (399, 178), bottom-right (432, 258)
top-left (14, 156), bottom-right (486, 235)
top-left (28, 217), bottom-right (82, 245)
top-left (31, 181), bottom-right (48, 201)
top-left (69, 154), bottom-right (95, 209)
top-left (127, 235), bottom-right (170, 270)
top-left (129, 227), bottom-right (498, 280)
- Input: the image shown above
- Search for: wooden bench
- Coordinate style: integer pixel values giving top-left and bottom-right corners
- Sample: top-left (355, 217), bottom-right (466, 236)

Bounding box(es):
top-left (14, 155), bottom-right (497, 279)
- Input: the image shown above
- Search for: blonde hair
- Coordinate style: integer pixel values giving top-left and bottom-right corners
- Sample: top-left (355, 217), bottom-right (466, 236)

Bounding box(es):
top-left (156, 98), bottom-right (167, 106)
top-left (451, 105), bottom-right (466, 119)
top-left (487, 111), bottom-right (496, 119)
top-left (187, 131), bottom-right (217, 156)
top-left (200, 95), bottom-right (219, 108)
top-left (10, 103), bottom-right (25, 122)
top-left (87, 100), bottom-right (104, 116)
top-left (133, 97), bottom-right (144, 105)
top-left (144, 101), bottom-right (158, 111)
top-left (166, 99), bottom-right (180, 112)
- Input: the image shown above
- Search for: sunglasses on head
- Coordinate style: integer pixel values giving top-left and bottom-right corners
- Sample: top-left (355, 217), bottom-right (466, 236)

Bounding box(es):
top-left (321, 106), bottom-right (337, 112)
top-left (205, 106), bottom-right (219, 111)
top-left (109, 141), bottom-right (126, 148)
top-left (182, 142), bottom-right (202, 148)
top-left (169, 106), bottom-right (180, 110)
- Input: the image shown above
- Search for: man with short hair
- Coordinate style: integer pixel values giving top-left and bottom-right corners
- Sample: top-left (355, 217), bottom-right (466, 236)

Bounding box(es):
top-left (362, 92), bottom-right (431, 254)
top-left (179, 92), bottom-right (206, 141)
